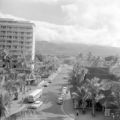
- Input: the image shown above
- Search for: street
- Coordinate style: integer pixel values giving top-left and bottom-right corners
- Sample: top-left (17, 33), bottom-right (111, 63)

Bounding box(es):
top-left (7, 65), bottom-right (107, 120)
top-left (21, 65), bottom-right (74, 120)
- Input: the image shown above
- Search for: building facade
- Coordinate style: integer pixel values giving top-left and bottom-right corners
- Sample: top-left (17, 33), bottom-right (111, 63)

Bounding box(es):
top-left (0, 18), bottom-right (35, 70)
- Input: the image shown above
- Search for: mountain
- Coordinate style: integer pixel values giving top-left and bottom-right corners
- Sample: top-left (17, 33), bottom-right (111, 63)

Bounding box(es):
top-left (35, 41), bottom-right (120, 57)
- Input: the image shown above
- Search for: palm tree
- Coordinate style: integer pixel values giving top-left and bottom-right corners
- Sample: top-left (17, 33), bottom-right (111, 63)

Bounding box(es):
top-left (3, 80), bottom-right (19, 102)
top-left (0, 94), bottom-right (6, 120)
top-left (17, 73), bottom-right (27, 94)
top-left (0, 91), bottom-right (10, 120)
top-left (86, 77), bottom-right (100, 117)
top-left (111, 82), bottom-right (120, 112)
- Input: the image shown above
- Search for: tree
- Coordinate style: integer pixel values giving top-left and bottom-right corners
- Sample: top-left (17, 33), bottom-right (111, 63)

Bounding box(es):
top-left (91, 56), bottom-right (101, 67)
top-left (86, 77), bottom-right (101, 116)
top-left (77, 53), bottom-right (83, 60)
top-left (69, 63), bottom-right (88, 88)
top-left (111, 82), bottom-right (120, 112)
top-left (0, 91), bottom-right (10, 120)
top-left (17, 73), bottom-right (26, 94)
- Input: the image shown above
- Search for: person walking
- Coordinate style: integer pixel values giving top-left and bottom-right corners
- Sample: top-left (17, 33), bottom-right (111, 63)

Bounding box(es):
top-left (75, 110), bottom-right (79, 120)
top-left (76, 109), bottom-right (79, 116)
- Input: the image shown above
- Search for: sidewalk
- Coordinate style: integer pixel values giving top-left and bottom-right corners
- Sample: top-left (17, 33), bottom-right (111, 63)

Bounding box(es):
top-left (75, 112), bottom-right (110, 120)
top-left (63, 91), bottom-right (112, 120)
top-left (7, 91), bottom-right (29, 117)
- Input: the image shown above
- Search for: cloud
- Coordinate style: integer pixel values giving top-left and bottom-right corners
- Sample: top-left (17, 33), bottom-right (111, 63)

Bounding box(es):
top-left (60, 0), bottom-right (120, 47)
top-left (1, 1), bottom-right (120, 49)
top-left (16, 0), bottom-right (74, 5)
top-left (19, 0), bottom-right (59, 4)
top-left (0, 12), bottom-right (26, 21)
top-left (34, 20), bottom-right (120, 47)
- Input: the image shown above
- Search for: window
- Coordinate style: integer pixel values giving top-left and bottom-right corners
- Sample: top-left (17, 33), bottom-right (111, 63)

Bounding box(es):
top-left (7, 36), bottom-right (12, 39)
top-left (7, 40), bottom-right (12, 43)
top-left (13, 45), bottom-right (17, 48)
top-left (21, 36), bottom-right (24, 39)
top-left (20, 46), bottom-right (24, 49)
top-left (7, 31), bottom-right (12, 33)
top-left (27, 32), bottom-right (31, 35)
top-left (27, 37), bottom-right (32, 39)
top-left (13, 40), bottom-right (18, 43)
top-left (1, 31), bottom-right (6, 34)
top-left (13, 36), bottom-right (18, 39)
top-left (21, 32), bottom-right (24, 35)
top-left (13, 32), bottom-right (17, 34)
top-left (7, 26), bottom-right (12, 29)
top-left (15, 36), bottom-right (18, 39)
top-left (1, 26), bottom-right (6, 29)
top-left (0, 40), bottom-right (5, 42)
top-left (0, 36), bottom-right (5, 38)
top-left (6, 45), bottom-right (11, 48)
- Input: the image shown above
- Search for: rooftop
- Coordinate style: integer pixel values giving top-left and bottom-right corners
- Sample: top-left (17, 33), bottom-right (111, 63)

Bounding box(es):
top-left (0, 18), bottom-right (35, 26)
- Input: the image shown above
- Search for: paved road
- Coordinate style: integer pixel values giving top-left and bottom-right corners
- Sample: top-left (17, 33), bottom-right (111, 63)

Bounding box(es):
top-left (21, 65), bottom-right (74, 120)
top-left (7, 65), bottom-right (109, 120)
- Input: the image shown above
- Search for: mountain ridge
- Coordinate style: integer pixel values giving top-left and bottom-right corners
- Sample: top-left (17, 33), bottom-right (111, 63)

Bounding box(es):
top-left (35, 41), bottom-right (120, 57)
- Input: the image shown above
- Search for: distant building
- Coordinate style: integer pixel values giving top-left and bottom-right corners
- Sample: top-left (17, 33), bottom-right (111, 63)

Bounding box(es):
top-left (0, 18), bottom-right (35, 70)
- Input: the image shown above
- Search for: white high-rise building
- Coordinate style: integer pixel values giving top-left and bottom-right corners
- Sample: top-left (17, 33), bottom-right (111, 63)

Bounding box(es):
top-left (0, 18), bottom-right (35, 70)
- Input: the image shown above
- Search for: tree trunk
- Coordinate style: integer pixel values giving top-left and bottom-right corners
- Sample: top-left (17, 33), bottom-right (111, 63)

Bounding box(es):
top-left (92, 98), bottom-right (95, 117)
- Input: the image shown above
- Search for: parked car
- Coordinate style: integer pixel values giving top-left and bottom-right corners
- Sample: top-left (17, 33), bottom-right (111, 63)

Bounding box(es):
top-left (43, 81), bottom-right (49, 87)
top-left (62, 86), bottom-right (68, 94)
top-left (60, 93), bottom-right (65, 99)
top-left (48, 80), bottom-right (52, 83)
top-left (28, 101), bottom-right (43, 109)
top-left (38, 80), bottom-right (45, 87)
top-left (57, 97), bottom-right (63, 105)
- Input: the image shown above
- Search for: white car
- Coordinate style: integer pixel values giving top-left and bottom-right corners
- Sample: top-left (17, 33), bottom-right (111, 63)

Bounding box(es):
top-left (28, 101), bottom-right (43, 109)
top-left (62, 87), bottom-right (68, 94)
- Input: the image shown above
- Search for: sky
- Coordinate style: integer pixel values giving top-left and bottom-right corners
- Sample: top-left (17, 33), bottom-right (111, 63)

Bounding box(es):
top-left (0, 0), bottom-right (120, 47)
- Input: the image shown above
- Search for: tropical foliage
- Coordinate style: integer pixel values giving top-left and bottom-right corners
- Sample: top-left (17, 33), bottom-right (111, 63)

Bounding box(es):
top-left (69, 52), bottom-right (120, 117)
top-left (0, 91), bottom-right (10, 120)
top-left (0, 49), bottom-right (31, 119)
top-left (0, 50), bottom-right (60, 119)
top-left (35, 54), bottom-right (60, 79)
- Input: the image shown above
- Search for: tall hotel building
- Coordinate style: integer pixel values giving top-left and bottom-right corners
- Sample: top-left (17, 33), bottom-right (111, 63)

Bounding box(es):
top-left (0, 18), bottom-right (35, 70)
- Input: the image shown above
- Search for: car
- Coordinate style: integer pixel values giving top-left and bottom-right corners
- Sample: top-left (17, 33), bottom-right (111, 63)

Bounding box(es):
top-left (63, 76), bottom-right (68, 79)
top-left (62, 87), bottom-right (68, 94)
top-left (28, 101), bottom-right (43, 109)
top-left (38, 80), bottom-right (45, 87)
top-left (60, 93), bottom-right (65, 99)
top-left (57, 97), bottom-right (63, 105)
top-left (48, 80), bottom-right (52, 83)
top-left (43, 84), bottom-right (48, 87)
top-left (43, 81), bottom-right (49, 87)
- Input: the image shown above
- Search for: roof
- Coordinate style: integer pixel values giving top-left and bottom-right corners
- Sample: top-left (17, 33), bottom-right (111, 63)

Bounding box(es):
top-left (0, 18), bottom-right (35, 26)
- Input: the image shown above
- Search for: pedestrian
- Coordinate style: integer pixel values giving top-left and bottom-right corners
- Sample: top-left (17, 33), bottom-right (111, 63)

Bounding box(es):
top-left (76, 110), bottom-right (79, 116)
